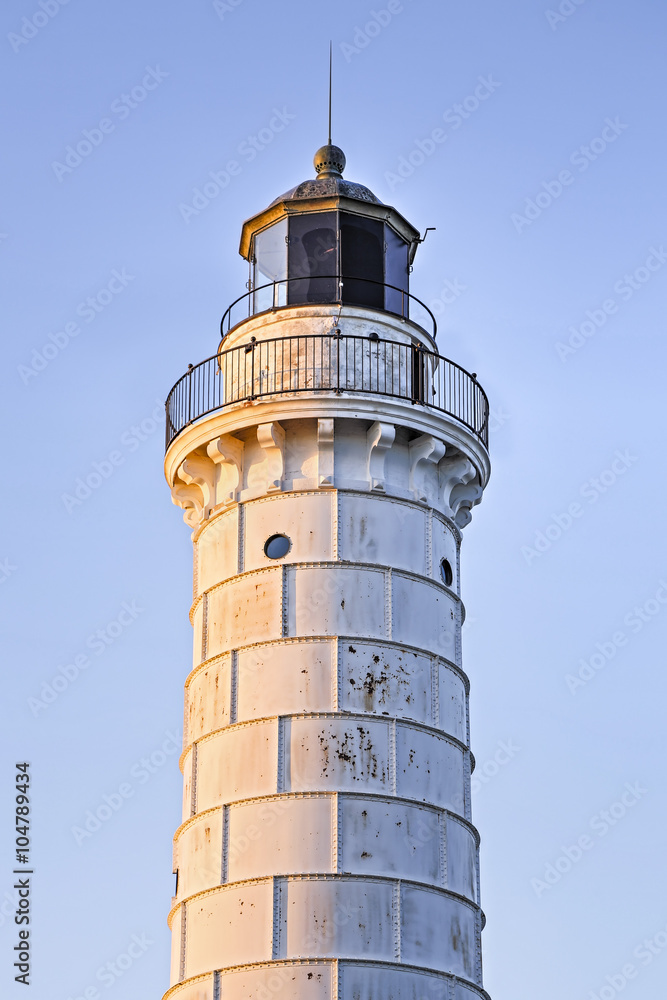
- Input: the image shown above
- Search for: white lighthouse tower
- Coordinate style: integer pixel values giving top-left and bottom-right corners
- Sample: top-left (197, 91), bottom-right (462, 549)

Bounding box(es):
top-left (163, 140), bottom-right (491, 1000)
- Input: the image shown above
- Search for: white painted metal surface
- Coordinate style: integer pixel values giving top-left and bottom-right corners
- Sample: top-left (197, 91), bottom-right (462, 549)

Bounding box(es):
top-left (163, 281), bottom-right (491, 1000)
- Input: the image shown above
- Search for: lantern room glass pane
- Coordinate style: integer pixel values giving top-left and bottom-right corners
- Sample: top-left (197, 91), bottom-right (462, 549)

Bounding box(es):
top-left (287, 212), bottom-right (337, 304)
top-left (252, 219), bottom-right (288, 314)
top-left (340, 213), bottom-right (384, 309)
top-left (253, 219), bottom-right (288, 283)
top-left (384, 224), bottom-right (409, 316)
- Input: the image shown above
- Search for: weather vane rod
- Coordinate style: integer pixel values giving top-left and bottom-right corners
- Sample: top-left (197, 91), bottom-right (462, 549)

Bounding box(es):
top-left (328, 40), bottom-right (332, 145)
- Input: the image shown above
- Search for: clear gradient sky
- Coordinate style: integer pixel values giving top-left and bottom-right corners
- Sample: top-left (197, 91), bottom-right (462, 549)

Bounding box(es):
top-left (1, 1), bottom-right (666, 998)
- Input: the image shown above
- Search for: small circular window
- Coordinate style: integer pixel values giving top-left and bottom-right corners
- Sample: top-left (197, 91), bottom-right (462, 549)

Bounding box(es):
top-left (440, 558), bottom-right (453, 587)
top-left (264, 534), bottom-right (291, 560)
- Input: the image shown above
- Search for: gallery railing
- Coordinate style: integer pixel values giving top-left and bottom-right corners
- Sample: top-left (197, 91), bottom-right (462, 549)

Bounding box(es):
top-left (165, 333), bottom-right (489, 450)
top-left (219, 275), bottom-right (438, 341)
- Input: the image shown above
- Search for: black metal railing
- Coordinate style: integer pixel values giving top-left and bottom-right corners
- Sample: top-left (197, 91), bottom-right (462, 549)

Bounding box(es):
top-left (165, 333), bottom-right (488, 450)
top-left (220, 276), bottom-right (438, 340)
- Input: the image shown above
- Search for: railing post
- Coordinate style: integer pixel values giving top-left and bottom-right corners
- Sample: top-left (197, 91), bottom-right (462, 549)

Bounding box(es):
top-left (410, 345), bottom-right (425, 405)
top-left (251, 341), bottom-right (255, 399)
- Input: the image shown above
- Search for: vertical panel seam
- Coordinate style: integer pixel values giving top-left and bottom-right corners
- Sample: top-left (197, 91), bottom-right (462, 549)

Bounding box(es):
top-left (190, 743), bottom-right (198, 818)
top-left (277, 716), bottom-right (285, 794)
top-left (332, 489), bottom-right (339, 560)
top-left (393, 880), bottom-right (401, 962)
top-left (463, 749), bottom-right (472, 823)
top-left (475, 907), bottom-right (484, 984)
top-left (431, 654), bottom-right (439, 729)
top-left (272, 876), bottom-right (284, 960)
top-left (332, 636), bottom-right (340, 712)
top-left (230, 649), bottom-right (238, 724)
top-left (221, 805), bottom-right (229, 884)
top-left (332, 792), bottom-right (341, 874)
top-left (440, 809), bottom-right (447, 890)
top-left (455, 601), bottom-right (462, 668)
top-left (281, 565), bottom-right (288, 638)
top-left (272, 876), bottom-right (279, 960)
top-left (332, 958), bottom-right (340, 1000)
top-left (456, 534), bottom-right (461, 599)
top-left (385, 568), bottom-right (392, 640)
top-left (238, 502), bottom-right (245, 574)
top-left (426, 508), bottom-right (432, 577)
top-left (337, 793), bottom-right (343, 874)
top-left (179, 901), bottom-right (187, 982)
top-left (201, 592), bottom-right (209, 663)
top-left (389, 718), bottom-right (397, 796)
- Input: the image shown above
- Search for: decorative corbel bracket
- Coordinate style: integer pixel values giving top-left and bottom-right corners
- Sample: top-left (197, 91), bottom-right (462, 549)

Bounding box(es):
top-left (409, 434), bottom-right (446, 502)
top-left (170, 481), bottom-right (204, 530)
top-left (452, 484), bottom-right (484, 529)
top-left (207, 434), bottom-right (244, 505)
top-left (439, 452), bottom-right (483, 529)
top-left (366, 421), bottom-right (396, 492)
top-left (171, 451), bottom-right (217, 528)
top-left (257, 422), bottom-right (285, 492)
top-left (317, 418), bottom-right (335, 488)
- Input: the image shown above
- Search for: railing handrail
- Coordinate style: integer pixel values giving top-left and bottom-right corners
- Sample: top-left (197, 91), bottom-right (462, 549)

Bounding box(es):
top-left (165, 332), bottom-right (488, 452)
top-left (219, 275), bottom-right (438, 341)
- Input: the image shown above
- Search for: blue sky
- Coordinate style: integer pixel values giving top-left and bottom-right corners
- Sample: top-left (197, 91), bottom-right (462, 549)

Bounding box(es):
top-left (1, 1), bottom-right (666, 998)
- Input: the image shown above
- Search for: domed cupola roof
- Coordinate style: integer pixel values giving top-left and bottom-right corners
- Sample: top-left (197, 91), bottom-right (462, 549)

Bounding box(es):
top-left (268, 144), bottom-right (382, 208)
top-left (239, 144), bottom-right (419, 263)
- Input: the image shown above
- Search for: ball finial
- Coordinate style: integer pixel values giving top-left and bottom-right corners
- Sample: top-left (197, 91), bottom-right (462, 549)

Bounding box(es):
top-left (314, 144), bottom-right (346, 178)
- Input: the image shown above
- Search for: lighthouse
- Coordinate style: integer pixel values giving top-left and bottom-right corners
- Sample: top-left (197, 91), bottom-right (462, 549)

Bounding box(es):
top-left (163, 140), bottom-right (491, 1000)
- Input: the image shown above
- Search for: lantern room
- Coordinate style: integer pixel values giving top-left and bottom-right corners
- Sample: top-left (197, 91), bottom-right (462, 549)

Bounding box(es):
top-left (238, 143), bottom-right (422, 320)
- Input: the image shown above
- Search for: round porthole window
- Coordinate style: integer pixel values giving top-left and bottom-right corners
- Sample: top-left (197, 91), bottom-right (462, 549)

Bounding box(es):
top-left (440, 558), bottom-right (453, 587)
top-left (264, 534), bottom-right (291, 559)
